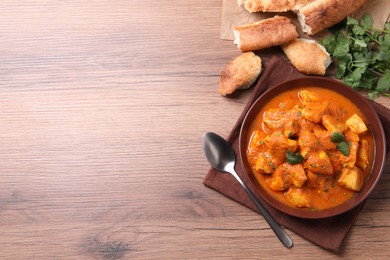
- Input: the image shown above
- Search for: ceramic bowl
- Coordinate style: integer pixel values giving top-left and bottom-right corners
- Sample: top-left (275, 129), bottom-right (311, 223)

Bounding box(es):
top-left (239, 76), bottom-right (386, 218)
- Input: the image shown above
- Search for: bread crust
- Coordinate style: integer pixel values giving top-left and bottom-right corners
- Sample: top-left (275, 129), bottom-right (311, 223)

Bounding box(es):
top-left (282, 38), bottom-right (331, 75)
top-left (298, 0), bottom-right (369, 35)
top-left (219, 52), bottom-right (262, 96)
top-left (244, 0), bottom-right (316, 13)
top-left (233, 16), bottom-right (298, 52)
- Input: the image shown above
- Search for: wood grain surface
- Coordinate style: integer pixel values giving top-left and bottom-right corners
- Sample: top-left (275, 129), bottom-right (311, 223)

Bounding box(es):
top-left (0, 1), bottom-right (389, 259)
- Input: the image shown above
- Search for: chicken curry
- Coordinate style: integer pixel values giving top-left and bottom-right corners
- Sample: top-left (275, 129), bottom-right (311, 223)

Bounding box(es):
top-left (246, 87), bottom-right (374, 211)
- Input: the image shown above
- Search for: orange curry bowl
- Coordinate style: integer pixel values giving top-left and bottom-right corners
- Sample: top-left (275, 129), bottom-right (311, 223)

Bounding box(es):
top-left (239, 76), bottom-right (386, 219)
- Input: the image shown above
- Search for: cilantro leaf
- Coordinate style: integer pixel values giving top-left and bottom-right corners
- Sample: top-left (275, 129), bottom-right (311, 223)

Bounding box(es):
top-left (347, 17), bottom-right (359, 26)
top-left (331, 132), bottom-right (345, 143)
top-left (377, 70), bottom-right (390, 93)
top-left (286, 151), bottom-right (304, 165)
top-left (360, 14), bottom-right (373, 30)
top-left (368, 91), bottom-right (380, 100)
top-left (352, 25), bottom-right (365, 36)
top-left (333, 33), bottom-right (349, 57)
top-left (337, 142), bottom-right (350, 156)
top-left (322, 35), bottom-right (337, 55)
top-left (322, 14), bottom-right (390, 99)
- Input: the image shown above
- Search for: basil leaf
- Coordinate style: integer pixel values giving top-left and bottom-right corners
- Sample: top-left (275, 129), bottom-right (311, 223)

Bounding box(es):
top-left (286, 151), bottom-right (304, 165)
top-left (337, 141), bottom-right (350, 156)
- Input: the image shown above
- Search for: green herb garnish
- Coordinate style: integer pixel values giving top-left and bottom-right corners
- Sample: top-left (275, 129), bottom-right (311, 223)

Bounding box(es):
top-left (337, 141), bottom-right (351, 156)
top-left (322, 14), bottom-right (390, 99)
top-left (331, 132), bottom-right (345, 143)
top-left (286, 151), bottom-right (304, 165)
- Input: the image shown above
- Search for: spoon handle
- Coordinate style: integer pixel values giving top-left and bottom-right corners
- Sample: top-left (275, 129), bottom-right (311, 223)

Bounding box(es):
top-left (227, 163), bottom-right (293, 248)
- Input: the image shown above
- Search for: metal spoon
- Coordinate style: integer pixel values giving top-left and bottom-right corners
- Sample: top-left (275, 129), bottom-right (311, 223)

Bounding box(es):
top-left (202, 132), bottom-right (293, 249)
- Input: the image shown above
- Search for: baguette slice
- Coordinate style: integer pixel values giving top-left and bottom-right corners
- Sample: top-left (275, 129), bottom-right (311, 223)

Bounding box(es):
top-left (282, 38), bottom-right (331, 75)
top-left (298, 0), bottom-right (369, 35)
top-left (233, 16), bottom-right (298, 52)
top-left (244, 0), bottom-right (316, 13)
top-left (219, 52), bottom-right (262, 96)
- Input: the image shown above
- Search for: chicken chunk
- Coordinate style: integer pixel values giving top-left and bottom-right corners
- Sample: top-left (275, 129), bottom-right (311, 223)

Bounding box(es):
top-left (301, 102), bottom-right (327, 123)
top-left (327, 130), bottom-right (359, 169)
top-left (268, 165), bottom-right (289, 190)
top-left (346, 114), bottom-right (367, 134)
top-left (263, 108), bottom-right (284, 130)
top-left (283, 108), bottom-right (302, 137)
top-left (305, 151), bottom-right (333, 175)
top-left (306, 170), bottom-right (327, 189)
top-left (289, 164), bottom-right (307, 188)
top-left (263, 108), bottom-right (300, 137)
top-left (298, 130), bottom-right (319, 157)
top-left (345, 129), bottom-right (360, 142)
top-left (313, 125), bottom-right (336, 150)
top-left (255, 153), bottom-right (274, 174)
top-left (268, 163), bottom-right (308, 191)
top-left (249, 130), bottom-right (266, 150)
top-left (338, 166), bottom-right (364, 191)
top-left (299, 90), bottom-right (320, 105)
top-left (356, 139), bottom-right (369, 170)
top-left (264, 132), bottom-right (297, 165)
top-left (298, 118), bottom-right (317, 134)
top-left (328, 150), bottom-right (348, 173)
top-left (322, 115), bottom-right (347, 133)
top-left (285, 187), bottom-right (310, 208)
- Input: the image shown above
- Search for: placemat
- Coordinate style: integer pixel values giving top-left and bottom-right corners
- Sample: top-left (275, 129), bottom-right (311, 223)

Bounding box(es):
top-left (203, 56), bottom-right (390, 252)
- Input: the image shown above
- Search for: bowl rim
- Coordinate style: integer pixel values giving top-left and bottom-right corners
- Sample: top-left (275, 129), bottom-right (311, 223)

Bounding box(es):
top-left (239, 76), bottom-right (386, 219)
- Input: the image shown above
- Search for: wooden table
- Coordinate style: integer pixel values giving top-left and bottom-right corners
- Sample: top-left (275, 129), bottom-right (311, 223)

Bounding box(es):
top-left (0, 1), bottom-right (389, 259)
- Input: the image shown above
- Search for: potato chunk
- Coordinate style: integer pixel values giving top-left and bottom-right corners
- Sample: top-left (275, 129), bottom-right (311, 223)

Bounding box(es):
top-left (345, 141), bottom-right (359, 168)
top-left (356, 140), bottom-right (369, 170)
top-left (322, 115), bottom-right (347, 133)
top-left (286, 187), bottom-right (310, 208)
top-left (346, 114), bottom-right (367, 134)
top-left (338, 166), bottom-right (363, 191)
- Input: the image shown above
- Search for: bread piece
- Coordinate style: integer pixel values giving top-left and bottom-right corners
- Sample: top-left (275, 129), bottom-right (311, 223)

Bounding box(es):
top-left (298, 0), bottom-right (369, 35)
top-left (282, 38), bottom-right (331, 75)
top-left (244, 0), bottom-right (316, 13)
top-left (233, 16), bottom-right (298, 52)
top-left (219, 52), bottom-right (262, 96)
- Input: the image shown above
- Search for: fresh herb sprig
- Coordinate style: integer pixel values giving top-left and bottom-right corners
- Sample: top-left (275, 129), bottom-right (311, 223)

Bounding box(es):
top-left (286, 151), bottom-right (304, 165)
top-left (322, 14), bottom-right (390, 99)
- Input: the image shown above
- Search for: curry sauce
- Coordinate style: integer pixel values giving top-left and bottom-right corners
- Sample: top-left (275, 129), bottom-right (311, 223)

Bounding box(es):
top-left (246, 87), bottom-right (374, 211)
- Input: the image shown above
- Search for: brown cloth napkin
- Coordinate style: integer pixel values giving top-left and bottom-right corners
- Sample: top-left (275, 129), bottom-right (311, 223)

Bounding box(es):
top-left (203, 56), bottom-right (390, 252)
